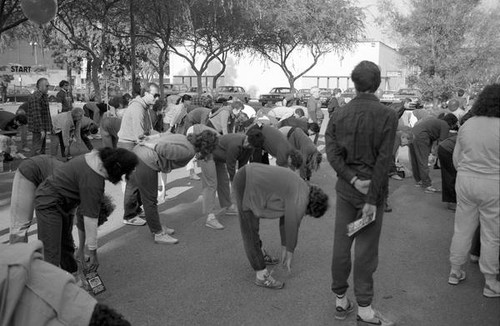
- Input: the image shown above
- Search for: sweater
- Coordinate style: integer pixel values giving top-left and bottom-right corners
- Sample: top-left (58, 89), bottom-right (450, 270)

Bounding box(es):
top-left (117, 97), bottom-right (152, 143)
top-left (261, 125), bottom-right (293, 167)
top-left (208, 106), bottom-right (232, 134)
top-left (241, 163), bottom-right (309, 253)
top-left (212, 133), bottom-right (252, 181)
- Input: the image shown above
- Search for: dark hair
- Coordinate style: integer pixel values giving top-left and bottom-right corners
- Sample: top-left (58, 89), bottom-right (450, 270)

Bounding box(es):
top-left (294, 108), bottom-right (305, 117)
top-left (176, 94), bottom-right (192, 105)
top-left (187, 130), bottom-right (218, 160)
top-left (132, 82), bottom-right (141, 97)
top-left (99, 148), bottom-right (139, 184)
top-left (122, 93), bottom-right (132, 107)
top-left (88, 123), bottom-right (99, 135)
top-left (288, 149), bottom-right (303, 170)
top-left (308, 122), bottom-right (320, 134)
top-left (306, 185), bottom-right (329, 218)
top-left (89, 303), bottom-right (131, 326)
top-left (306, 150), bottom-right (322, 173)
top-left (470, 84), bottom-right (500, 118)
top-left (247, 129), bottom-right (265, 148)
top-left (457, 89), bottom-right (465, 97)
top-left (152, 99), bottom-right (166, 112)
top-left (441, 113), bottom-right (458, 128)
top-left (36, 78), bottom-right (48, 88)
top-left (351, 61), bottom-right (381, 93)
top-left (108, 96), bottom-right (122, 109)
top-left (14, 114), bottom-right (27, 125)
top-left (59, 80), bottom-right (69, 88)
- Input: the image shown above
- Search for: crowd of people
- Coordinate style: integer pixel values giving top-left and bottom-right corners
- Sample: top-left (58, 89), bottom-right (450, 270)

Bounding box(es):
top-left (1, 59), bottom-right (498, 326)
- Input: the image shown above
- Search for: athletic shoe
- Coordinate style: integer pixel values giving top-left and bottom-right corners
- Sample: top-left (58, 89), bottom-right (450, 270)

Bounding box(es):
top-left (190, 173), bottom-right (201, 180)
top-left (154, 231), bottom-right (179, 244)
top-left (335, 298), bottom-right (354, 320)
top-left (390, 174), bottom-right (403, 181)
top-left (254, 271), bottom-right (284, 289)
top-left (263, 250), bottom-right (279, 265)
top-left (224, 205), bottom-right (238, 216)
top-left (357, 310), bottom-right (395, 326)
top-left (206, 217), bottom-right (224, 230)
top-left (384, 202), bottom-right (393, 213)
top-left (123, 216), bottom-right (146, 226)
top-left (470, 254), bottom-right (479, 264)
top-left (483, 281), bottom-right (500, 298)
top-left (161, 225), bottom-right (175, 235)
top-left (424, 186), bottom-right (440, 193)
top-left (448, 270), bottom-right (466, 285)
top-left (414, 181), bottom-right (423, 187)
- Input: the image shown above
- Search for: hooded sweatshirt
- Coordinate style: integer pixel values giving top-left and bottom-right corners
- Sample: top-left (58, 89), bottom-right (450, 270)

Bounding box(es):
top-left (0, 240), bottom-right (96, 326)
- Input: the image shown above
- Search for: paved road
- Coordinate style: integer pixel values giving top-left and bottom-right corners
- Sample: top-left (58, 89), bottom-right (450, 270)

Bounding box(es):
top-left (0, 125), bottom-right (498, 326)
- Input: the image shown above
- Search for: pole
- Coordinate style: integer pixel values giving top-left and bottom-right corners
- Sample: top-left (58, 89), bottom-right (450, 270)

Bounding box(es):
top-left (130, 0), bottom-right (137, 88)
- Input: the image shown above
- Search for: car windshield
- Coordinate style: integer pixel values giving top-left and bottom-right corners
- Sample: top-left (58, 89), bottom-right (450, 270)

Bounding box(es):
top-left (300, 89), bottom-right (311, 94)
top-left (320, 91), bottom-right (331, 96)
top-left (189, 87), bottom-right (198, 92)
top-left (344, 88), bottom-right (356, 93)
top-left (270, 88), bottom-right (291, 93)
top-left (397, 89), bottom-right (419, 95)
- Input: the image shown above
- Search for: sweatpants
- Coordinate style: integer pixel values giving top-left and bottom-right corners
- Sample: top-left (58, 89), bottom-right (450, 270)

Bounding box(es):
top-left (331, 177), bottom-right (385, 307)
top-left (234, 166), bottom-right (266, 271)
top-left (438, 146), bottom-right (456, 203)
top-left (123, 159), bottom-right (162, 234)
top-left (199, 158), bottom-right (232, 215)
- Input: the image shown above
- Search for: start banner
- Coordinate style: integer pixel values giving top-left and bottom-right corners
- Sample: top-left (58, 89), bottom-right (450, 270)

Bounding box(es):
top-left (0, 64), bottom-right (48, 75)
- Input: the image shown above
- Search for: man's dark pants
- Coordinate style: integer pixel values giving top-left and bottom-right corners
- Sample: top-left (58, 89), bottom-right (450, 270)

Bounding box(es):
top-left (233, 166), bottom-right (266, 271)
top-left (123, 158), bottom-right (162, 234)
top-left (408, 137), bottom-right (432, 187)
top-left (31, 131), bottom-right (47, 155)
top-left (331, 177), bottom-right (385, 307)
top-left (437, 146), bottom-right (456, 203)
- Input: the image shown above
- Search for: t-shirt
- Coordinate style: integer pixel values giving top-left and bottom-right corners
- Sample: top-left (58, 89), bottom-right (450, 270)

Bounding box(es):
top-left (240, 163), bottom-right (310, 253)
top-left (0, 111), bottom-right (16, 130)
top-left (18, 155), bottom-right (64, 186)
top-left (412, 117), bottom-right (450, 142)
top-left (35, 155), bottom-right (105, 218)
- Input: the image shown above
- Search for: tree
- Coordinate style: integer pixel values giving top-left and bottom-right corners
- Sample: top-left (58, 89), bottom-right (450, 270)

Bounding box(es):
top-left (247, 0), bottom-right (364, 90)
top-left (0, 0), bottom-right (27, 37)
top-left (168, 0), bottom-right (250, 95)
top-left (378, 0), bottom-right (500, 104)
top-left (50, 0), bottom-right (130, 101)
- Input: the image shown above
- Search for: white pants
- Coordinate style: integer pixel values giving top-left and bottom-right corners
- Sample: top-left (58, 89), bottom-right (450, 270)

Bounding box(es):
top-left (449, 174), bottom-right (499, 276)
top-left (9, 171), bottom-right (36, 243)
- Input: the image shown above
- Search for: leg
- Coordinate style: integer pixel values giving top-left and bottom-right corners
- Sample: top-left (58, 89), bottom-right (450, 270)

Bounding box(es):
top-left (438, 147), bottom-right (456, 203)
top-left (135, 160), bottom-right (163, 234)
top-left (408, 143), bottom-right (421, 183)
top-left (58, 132), bottom-right (66, 157)
top-left (9, 172), bottom-right (36, 244)
top-left (123, 169), bottom-right (143, 221)
top-left (199, 159), bottom-right (218, 215)
top-left (31, 131), bottom-right (42, 155)
top-left (450, 175), bottom-right (480, 270)
top-left (59, 211), bottom-right (78, 273)
top-left (36, 204), bottom-right (63, 268)
top-left (19, 125), bottom-right (28, 149)
top-left (470, 226), bottom-right (481, 257)
top-left (215, 161), bottom-right (232, 209)
top-left (413, 139), bottom-right (432, 187)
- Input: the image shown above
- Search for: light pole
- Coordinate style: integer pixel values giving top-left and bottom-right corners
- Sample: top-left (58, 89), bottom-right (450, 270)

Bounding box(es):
top-left (29, 41), bottom-right (38, 65)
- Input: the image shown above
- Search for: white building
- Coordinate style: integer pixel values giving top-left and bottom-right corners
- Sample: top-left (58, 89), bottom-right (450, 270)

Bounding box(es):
top-left (168, 40), bottom-right (409, 98)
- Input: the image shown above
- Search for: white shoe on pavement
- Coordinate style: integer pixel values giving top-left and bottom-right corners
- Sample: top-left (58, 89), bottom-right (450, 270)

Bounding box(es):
top-left (123, 216), bottom-right (146, 226)
top-left (206, 214), bottom-right (224, 230)
top-left (154, 230), bottom-right (178, 244)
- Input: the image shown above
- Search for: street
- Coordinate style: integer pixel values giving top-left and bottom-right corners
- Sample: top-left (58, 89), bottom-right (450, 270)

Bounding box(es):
top-left (0, 125), bottom-right (498, 326)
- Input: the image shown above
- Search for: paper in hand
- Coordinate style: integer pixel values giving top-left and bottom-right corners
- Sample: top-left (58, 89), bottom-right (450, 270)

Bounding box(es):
top-left (347, 210), bottom-right (376, 237)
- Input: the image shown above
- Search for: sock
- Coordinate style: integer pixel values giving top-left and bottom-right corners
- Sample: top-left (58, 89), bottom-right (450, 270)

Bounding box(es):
top-left (358, 305), bottom-right (375, 320)
top-left (256, 269), bottom-right (268, 280)
top-left (335, 293), bottom-right (348, 309)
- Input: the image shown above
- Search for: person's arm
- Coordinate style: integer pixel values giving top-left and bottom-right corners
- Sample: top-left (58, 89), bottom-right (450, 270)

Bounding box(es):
top-left (439, 121), bottom-right (450, 141)
top-left (325, 116), bottom-right (358, 184)
top-left (225, 142), bottom-right (240, 181)
top-left (28, 94), bottom-right (41, 132)
top-left (452, 132), bottom-right (462, 169)
top-left (132, 107), bottom-right (147, 141)
top-left (281, 198), bottom-right (302, 253)
top-left (365, 112), bottom-right (398, 205)
top-left (83, 216), bottom-right (99, 272)
top-left (221, 110), bottom-right (230, 135)
top-left (61, 118), bottom-right (73, 149)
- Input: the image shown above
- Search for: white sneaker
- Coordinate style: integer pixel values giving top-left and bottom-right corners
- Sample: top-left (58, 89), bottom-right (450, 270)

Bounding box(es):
top-left (154, 231), bottom-right (179, 244)
top-left (206, 215), bottom-right (224, 230)
top-left (123, 216), bottom-right (146, 226)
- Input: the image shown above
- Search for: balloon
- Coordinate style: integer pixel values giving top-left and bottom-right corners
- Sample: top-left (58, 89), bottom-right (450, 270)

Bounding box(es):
top-left (20, 0), bottom-right (58, 26)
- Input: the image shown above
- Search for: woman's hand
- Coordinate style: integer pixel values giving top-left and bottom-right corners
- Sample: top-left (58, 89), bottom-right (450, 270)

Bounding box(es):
top-left (85, 250), bottom-right (99, 273)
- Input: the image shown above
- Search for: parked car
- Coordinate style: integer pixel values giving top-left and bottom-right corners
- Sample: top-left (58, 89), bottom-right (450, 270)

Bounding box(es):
top-left (184, 86), bottom-right (214, 99)
top-left (47, 85), bottom-right (60, 102)
top-left (259, 87), bottom-right (297, 105)
top-left (5, 87), bottom-right (32, 103)
top-left (214, 86), bottom-right (250, 103)
top-left (340, 87), bottom-right (357, 103)
top-left (379, 90), bottom-right (398, 105)
top-left (297, 88), bottom-right (311, 104)
top-left (394, 88), bottom-right (422, 108)
top-left (163, 83), bottom-right (189, 97)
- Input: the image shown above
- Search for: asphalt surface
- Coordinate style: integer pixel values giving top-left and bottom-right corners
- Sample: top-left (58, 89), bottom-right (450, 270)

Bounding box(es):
top-left (0, 111), bottom-right (498, 326)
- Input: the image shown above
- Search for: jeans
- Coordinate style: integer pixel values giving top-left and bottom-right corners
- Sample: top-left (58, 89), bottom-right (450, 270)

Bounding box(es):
top-left (408, 137), bottom-right (432, 187)
top-left (388, 131), bottom-right (402, 175)
top-left (19, 124), bottom-right (28, 148)
top-left (234, 166), bottom-right (266, 271)
top-left (31, 131), bottom-right (47, 155)
top-left (438, 146), bottom-right (456, 203)
top-left (123, 158), bottom-right (162, 234)
top-left (35, 198), bottom-right (77, 273)
top-left (331, 177), bottom-right (385, 307)
top-left (450, 174), bottom-right (499, 277)
top-left (9, 171), bottom-right (36, 243)
top-left (199, 158), bottom-right (232, 215)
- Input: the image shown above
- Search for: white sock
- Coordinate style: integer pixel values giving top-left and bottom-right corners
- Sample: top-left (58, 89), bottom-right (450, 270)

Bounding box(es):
top-left (335, 294), bottom-right (348, 309)
top-left (256, 269), bottom-right (268, 280)
top-left (358, 305), bottom-right (375, 320)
